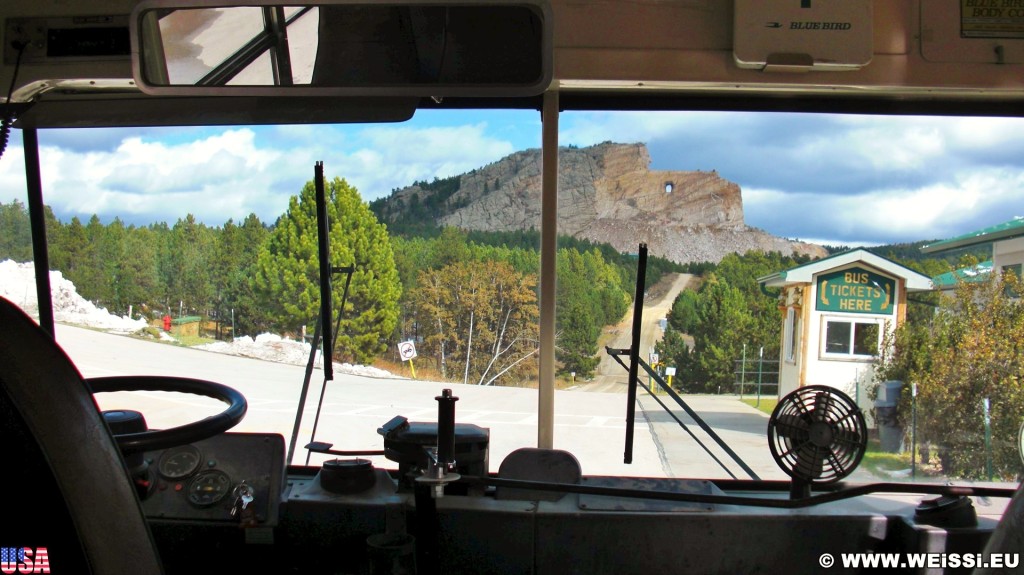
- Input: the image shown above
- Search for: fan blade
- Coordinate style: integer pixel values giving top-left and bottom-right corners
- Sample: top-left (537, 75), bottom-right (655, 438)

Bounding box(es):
top-left (826, 448), bottom-right (849, 477)
top-left (775, 413), bottom-right (810, 439)
top-left (811, 391), bottom-right (833, 423)
top-left (833, 427), bottom-right (864, 449)
top-left (795, 443), bottom-right (825, 479)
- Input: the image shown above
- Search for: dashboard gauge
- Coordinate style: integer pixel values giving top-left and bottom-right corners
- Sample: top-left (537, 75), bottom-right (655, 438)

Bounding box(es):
top-left (186, 470), bottom-right (232, 507)
top-left (157, 445), bottom-right (202, 480)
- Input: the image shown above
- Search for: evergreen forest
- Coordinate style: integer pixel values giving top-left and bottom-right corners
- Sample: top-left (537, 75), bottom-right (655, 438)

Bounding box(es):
top-left (2, 182), bottom-right (980, 394)
top-left (0, 182), bottom-right (683, 385)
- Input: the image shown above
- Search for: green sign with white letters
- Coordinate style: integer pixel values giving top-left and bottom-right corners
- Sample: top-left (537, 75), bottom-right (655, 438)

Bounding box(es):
top-left (816, 267), bottom-right (895, 315)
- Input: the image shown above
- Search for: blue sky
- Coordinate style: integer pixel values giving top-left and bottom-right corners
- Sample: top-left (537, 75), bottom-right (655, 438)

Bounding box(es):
top-left (2, 109), bottom-right (1023, 247)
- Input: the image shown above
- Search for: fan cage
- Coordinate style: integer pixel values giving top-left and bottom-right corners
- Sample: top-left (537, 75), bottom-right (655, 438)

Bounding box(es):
top-left (767, 385), bottom-right (867, 484)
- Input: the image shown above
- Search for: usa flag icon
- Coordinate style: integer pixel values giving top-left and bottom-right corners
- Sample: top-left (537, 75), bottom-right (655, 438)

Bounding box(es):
top-left (1, 547), bottom-right (49, 574)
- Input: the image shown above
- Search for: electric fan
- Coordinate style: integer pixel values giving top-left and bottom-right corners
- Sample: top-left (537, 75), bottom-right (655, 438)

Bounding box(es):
top-left (767, 385), bottom-right (867, 499)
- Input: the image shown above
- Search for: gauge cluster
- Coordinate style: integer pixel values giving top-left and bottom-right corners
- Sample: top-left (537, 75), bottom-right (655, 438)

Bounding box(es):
top-left (140, 433), bottom-right (285, 525)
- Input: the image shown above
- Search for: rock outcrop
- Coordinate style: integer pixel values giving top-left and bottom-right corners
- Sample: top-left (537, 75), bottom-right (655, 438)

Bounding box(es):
top-left (377, 142), bottom-right (825, 263)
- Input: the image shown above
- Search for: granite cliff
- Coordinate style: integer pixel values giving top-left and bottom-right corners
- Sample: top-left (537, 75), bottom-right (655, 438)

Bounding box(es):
top-left (374, 142), bottom-right (825, 263)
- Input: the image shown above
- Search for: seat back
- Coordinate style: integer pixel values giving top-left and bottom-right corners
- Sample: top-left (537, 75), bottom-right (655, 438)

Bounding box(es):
top-left (0, 296), bottom-right (163, 574)
top-left (495, 447), bottom-right (582, 502)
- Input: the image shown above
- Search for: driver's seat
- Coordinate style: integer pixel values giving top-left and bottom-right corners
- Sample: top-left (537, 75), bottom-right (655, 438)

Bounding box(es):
top-left (0, 296), bottom-right (163, 574)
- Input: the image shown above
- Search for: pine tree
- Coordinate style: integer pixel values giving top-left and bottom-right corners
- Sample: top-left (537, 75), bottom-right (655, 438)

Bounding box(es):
top-left (253, 177), bottom-right (400, 364)
top-left (66, 215), bottom-right (108, 304)
top-left (219, 214), bottom-right (270, 337)
top-left (690, 274), bottom-right (754, 392)
top-left (165, 214), bottom-right (215, 316)
top-left (59, 216), bottom-right (90, 290)
top-left (556, 249), bottom-right (602, 377)
top-left (0, 200), bottom-right (32, 261)
top-left (116, 226), bottom-right (160, 316)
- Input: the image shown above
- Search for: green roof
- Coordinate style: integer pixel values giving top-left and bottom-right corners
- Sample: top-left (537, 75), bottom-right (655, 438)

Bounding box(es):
top-left (171, 315), bottom-right (203, 324)
top-left (931, 260), bottom-right (993, 289)
top-left (921, 217), bottom-right (1024, 253)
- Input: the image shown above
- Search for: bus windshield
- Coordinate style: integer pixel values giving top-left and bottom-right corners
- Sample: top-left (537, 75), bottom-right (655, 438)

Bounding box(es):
top-left (2, 108), bottom-right (1023, 485)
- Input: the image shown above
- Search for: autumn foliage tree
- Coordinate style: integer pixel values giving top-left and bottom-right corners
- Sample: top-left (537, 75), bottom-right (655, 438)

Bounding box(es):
top-left (411, 260), bottom-right (538, 386)
top-left (877, 270), bottom-right (1024, 479)
top-left (391, 230), bottom-right (629, 381)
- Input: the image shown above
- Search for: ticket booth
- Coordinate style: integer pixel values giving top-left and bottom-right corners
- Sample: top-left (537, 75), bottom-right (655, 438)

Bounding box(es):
top-left (758, 249), bottom-right (932, 416)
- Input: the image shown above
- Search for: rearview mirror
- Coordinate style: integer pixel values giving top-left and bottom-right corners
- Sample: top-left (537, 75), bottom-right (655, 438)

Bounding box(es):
top-left (131, 0), bottom-right (552, 97)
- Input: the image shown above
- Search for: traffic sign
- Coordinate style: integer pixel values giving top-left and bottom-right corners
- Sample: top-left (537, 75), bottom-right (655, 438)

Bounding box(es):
top-left (399, 340), bottom-right (418, 361)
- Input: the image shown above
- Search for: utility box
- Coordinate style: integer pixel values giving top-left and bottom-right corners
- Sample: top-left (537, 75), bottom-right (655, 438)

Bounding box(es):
top-left (171, 315), bottom-right (202, 338)
top-left (875, 381), bottom-right (904, 453)
top-left (734, 0), bottom-right (873, 72)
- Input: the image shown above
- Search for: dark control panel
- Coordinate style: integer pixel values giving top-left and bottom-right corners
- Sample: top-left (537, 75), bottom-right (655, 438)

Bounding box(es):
top-left (141, 433), bottom-right (285, 526)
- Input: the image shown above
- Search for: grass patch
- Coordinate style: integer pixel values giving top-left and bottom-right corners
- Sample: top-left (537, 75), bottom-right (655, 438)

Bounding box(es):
top-left (739, 397), bottom-right (777, 416)
top-left (373, 357), bottom-right (446, 381)
top-left (860, 439), bottom-right (912, 477)
top-left (176, 334), bottom-right (216, 347)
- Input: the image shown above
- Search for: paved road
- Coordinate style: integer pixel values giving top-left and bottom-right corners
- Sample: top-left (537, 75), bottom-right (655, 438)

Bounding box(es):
top-left (52, 323), bottom-right (666, 476)
top-left (560, 272), bottom-right (787, 478)
top-left (51, 319), bottom-right (782, 480)
top-left (636, 393), bottom-right (785, 480)
top-left (579, 272), bottom-right (694, 393)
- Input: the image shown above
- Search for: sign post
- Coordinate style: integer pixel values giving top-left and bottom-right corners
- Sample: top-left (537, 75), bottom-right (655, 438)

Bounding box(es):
top-left (650, 352), bottom-right (659, 394)
top-left (984, 397), bottom-right (992, 481)
top-left (399, 340), bottom-right (418, 379)
top-left (911, 382), bottom-right (918, 479)
top-left (740, 343), bottom-right (747, 398)
top-left (756, 346), bottom-right (764, 408)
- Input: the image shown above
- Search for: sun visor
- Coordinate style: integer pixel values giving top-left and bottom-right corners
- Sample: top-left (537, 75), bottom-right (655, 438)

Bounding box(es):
top-left (733, 0), bottom-right (872, 72)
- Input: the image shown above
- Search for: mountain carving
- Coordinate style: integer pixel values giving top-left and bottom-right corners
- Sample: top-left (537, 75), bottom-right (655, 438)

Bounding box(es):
top-left (375, 142), bottom-right (826, 263)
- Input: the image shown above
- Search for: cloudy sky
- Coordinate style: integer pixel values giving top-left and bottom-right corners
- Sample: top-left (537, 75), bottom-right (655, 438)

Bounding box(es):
top-left (1, 109), bottom-right (1023, 247)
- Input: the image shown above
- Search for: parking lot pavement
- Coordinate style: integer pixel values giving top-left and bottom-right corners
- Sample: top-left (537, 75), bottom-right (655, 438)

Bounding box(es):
top-left (55, 323), bottom-right (785, 479)
top-left (54, 323), bottom-right (666, 475)
top-left (635, 393), bottom-right (789, 480)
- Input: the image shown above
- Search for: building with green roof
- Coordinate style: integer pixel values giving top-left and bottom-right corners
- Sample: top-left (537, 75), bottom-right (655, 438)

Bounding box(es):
top-left (923, 217), bottom-right (1024, 286)
top-left (931, 260), bottom-right (993, 295)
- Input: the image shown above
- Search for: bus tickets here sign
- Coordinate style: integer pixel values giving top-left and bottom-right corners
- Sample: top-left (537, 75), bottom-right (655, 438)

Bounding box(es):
top-left (815, 267), bottom-right (896, 315)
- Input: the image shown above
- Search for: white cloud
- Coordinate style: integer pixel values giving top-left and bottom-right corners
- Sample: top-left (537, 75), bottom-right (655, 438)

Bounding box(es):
top-left (834, 123), bottom-right (945, 171)
top-left (561, 111), bottom-right (702, 147)
top-left (3, 111), bottom-right (1023, 247)
top-left (0, 128), bottom-right (294, 225)
top-left (0, 121), bottom-right (518, 225)
top-left (0, 145), bottom-right (26, 205)
top-left (744, 167), bottom-right (1024, 244)
top-left (314, 123), bottom-right (517, 200)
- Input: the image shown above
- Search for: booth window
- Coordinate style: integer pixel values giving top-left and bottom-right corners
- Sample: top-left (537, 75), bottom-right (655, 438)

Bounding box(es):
top-left (822, 318), bottom-right (880, 358)
top-left (784, 307), bottom-right (799, 363)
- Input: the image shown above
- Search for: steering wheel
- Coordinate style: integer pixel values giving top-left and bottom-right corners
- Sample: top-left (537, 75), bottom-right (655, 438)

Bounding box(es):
top-left (88, 375), bottom-right (247, 454)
